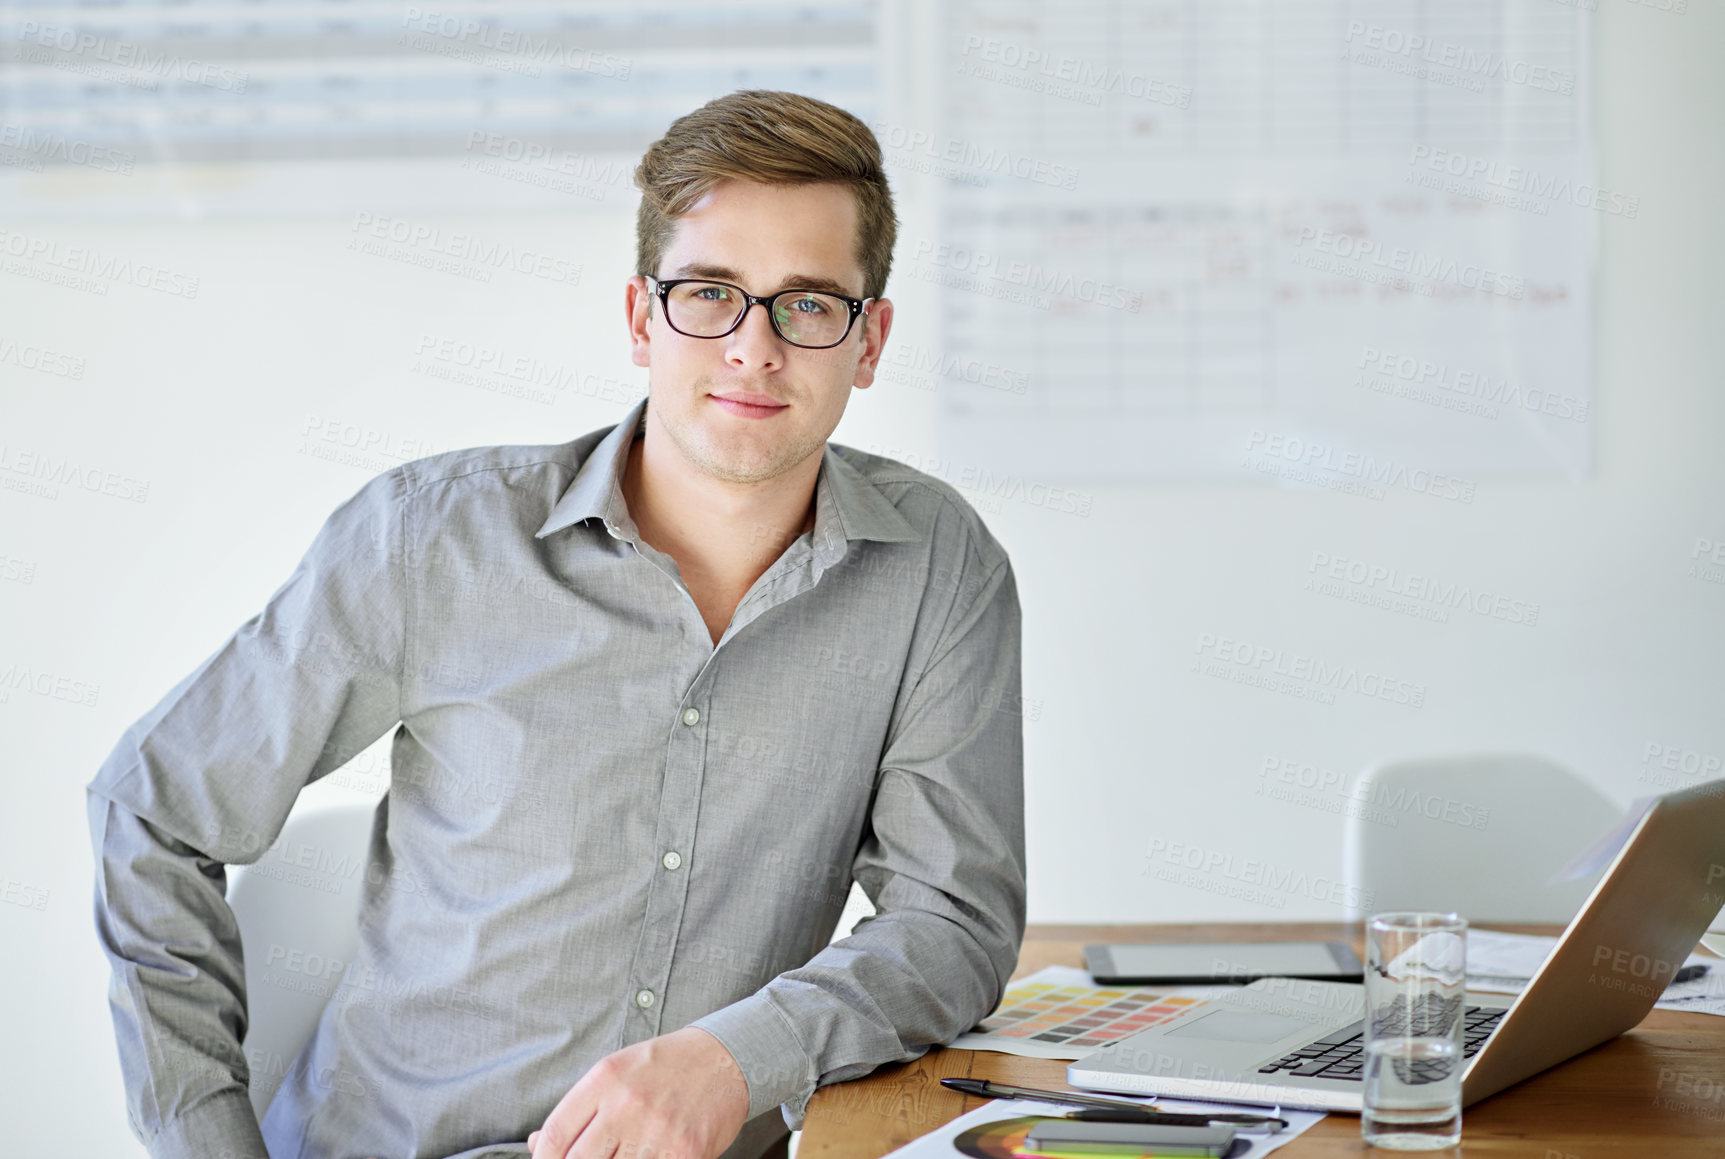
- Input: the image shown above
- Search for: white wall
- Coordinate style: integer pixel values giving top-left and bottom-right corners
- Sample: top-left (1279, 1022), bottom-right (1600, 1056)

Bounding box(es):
top-left (2, 3), bottom-right (1721, 1153)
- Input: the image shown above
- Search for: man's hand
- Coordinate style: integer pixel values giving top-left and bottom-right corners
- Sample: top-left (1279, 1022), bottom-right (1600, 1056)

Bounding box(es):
top-left (527, 1025), bottom-right (751, 1159)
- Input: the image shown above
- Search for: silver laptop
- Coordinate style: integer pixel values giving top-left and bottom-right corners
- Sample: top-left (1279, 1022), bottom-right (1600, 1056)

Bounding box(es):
top-left (1068, 777), bottom-right (1725, 1112)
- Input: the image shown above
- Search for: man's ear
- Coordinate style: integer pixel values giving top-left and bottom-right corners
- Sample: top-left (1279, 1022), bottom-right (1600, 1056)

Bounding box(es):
top-left (850, 297), bottom-right (894, 390)
top-left (626, 276), bottom-right (653, 368)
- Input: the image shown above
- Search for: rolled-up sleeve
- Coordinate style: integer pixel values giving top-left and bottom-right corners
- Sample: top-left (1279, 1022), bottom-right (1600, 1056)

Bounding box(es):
top-left (86, 466), bottom-right (408, 1158)
top-left (690, 551), bottom-right (1027, 1130)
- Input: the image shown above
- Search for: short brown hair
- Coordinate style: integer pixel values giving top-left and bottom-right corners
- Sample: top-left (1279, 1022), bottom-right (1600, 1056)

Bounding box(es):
top-left (633, 90), bottom-right (898, 300)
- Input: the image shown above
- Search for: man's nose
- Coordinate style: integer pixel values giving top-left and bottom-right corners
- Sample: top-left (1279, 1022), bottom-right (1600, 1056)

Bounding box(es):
top-left (724, 299), bottom-right (786, 371)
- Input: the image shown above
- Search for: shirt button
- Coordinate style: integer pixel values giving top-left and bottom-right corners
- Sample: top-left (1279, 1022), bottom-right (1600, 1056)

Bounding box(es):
top-left (681, 707), bottom-right (700, 726)
top-left (661, 850), bottom-right (682, 870)
top-left (634, 988), bottom-right (656, 1009)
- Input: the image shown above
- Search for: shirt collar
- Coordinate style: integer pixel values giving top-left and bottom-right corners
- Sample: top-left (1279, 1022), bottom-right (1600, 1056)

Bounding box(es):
top-left (534, 395), bottom-right (921, 547)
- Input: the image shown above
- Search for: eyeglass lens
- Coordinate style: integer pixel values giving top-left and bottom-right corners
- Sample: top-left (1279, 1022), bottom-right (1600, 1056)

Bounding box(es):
top-left (664, 281), bottom-right (853, 348)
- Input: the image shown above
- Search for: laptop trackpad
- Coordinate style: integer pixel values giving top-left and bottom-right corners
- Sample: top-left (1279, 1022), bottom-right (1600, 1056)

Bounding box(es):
top-left (1165, 1009), bottom-right (1313, 1044)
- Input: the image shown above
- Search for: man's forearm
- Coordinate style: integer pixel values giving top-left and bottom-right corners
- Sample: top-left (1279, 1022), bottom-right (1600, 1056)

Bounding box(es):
top-left (85, 464), bottom-right (409, 1158)
top-left (89, 790), bottom-right (270, 1159)
top-left (690, 859), bottom-right (1023, 1130)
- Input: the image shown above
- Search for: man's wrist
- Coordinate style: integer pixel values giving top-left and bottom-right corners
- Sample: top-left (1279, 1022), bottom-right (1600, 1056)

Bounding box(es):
top-left (687, 993), bottom-right (815, 1121)
top-left (680, 1025), bottom-right (750, 1114)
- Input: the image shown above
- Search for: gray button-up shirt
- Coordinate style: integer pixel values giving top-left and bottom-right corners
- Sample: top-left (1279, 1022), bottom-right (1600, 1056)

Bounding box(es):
top-left (86, 395), bottom-right (1026, 1159)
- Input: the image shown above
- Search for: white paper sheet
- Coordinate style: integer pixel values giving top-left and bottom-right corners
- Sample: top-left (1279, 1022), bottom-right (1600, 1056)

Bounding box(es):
top-left (1466, 928), bottom-right (1725, 1016)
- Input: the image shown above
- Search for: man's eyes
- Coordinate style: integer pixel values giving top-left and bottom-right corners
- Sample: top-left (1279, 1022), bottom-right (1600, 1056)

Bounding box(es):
top-left (685, 284), bottom-right (836, 312)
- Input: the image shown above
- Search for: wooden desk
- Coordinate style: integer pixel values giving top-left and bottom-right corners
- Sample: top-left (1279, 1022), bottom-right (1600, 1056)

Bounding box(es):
top-left (798, 923), bottom-right (1725, 1158)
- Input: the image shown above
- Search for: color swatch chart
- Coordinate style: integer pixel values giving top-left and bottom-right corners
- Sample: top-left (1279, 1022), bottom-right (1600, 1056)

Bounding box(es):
top-left (977, 979), bottom-right (1204, 1048)
top-left (939, 965), bottom-right (1243, 1067)
top-left (949, 964), bottom-right (1235, 1059)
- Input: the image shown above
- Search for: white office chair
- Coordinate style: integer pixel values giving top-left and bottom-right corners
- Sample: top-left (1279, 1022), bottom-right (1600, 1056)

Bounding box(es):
top-left (1341, 753), bottom-right (1623, 925)
top-left (227, 801), bottom-right (376, 1118)
top-left (831, 881), bottom-right (877, 943)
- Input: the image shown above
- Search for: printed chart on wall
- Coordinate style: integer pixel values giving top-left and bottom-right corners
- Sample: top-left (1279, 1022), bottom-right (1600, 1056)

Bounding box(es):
top-left (0, 1), bottom-right (881, 217)
top-left (948, 965), bottom-right (1234, 1060)
top-left (924, 0), bottom-right (1598, 483)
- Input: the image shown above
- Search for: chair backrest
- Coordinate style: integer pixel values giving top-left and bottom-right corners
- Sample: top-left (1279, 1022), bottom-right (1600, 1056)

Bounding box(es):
top-left (832, 881), bottom-right (877, 943)
top-left (1341, 753), bottom-right (1623, 924)
top-left (227, 801), bottom-right (377, 1118)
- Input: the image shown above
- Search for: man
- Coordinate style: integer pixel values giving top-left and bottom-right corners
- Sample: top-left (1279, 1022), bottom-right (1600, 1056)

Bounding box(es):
top-left (87, 90), bottom-right (1025, 1159)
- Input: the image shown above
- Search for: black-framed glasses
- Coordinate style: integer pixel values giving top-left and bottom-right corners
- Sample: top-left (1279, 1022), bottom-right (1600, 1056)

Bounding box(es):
top-left (645, 275), bottom-right (872, 350)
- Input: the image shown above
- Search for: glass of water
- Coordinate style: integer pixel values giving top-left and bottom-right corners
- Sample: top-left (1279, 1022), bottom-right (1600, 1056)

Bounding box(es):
top-left (1362, 912), bottom-right (1468, 1150)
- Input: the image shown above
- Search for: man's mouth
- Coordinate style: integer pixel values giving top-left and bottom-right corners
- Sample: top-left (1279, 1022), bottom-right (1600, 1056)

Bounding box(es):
top-left (709, 391), bottom-right (789, 419)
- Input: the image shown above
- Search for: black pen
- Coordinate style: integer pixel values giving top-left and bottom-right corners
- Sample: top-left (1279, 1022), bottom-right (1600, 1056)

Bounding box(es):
top-left (938, 1078), bottom-right (1288, 1132)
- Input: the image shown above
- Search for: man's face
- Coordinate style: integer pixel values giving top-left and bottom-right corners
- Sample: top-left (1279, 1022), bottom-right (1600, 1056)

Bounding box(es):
top-left (626, 179), bottom-right (893, 486)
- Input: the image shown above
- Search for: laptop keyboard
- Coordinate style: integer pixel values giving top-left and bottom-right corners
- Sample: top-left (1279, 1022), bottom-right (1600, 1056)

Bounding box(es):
top-left (1256, 1005), bottom-right (1507, 1082)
